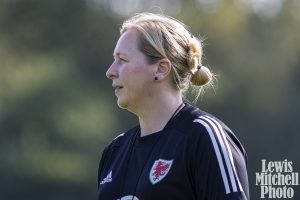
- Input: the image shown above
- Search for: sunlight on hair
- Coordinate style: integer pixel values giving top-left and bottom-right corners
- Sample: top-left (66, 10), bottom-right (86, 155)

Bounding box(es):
top-left (183, 70), bottom-right (218, 104)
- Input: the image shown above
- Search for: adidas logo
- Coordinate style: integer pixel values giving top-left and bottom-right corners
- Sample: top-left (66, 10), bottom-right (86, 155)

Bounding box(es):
top-left (100, 170), bottom-right (112, 185)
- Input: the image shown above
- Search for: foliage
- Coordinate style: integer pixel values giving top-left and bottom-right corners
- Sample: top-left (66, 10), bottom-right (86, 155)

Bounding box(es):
top-left (0, 0), bottom-right (299, 199)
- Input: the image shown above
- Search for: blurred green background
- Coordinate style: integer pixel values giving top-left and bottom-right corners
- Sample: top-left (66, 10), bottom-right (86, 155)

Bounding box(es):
top-left (0, 0), bottom-right (299, 199)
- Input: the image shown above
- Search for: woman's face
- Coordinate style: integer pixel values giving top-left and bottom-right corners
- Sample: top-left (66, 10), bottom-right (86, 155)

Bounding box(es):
top-left (106, 29), bottom-right (156, 110)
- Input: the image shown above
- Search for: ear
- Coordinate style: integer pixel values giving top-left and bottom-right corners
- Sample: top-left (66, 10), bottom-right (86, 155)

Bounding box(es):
top-left (154, 58), bottom-right (172, 80)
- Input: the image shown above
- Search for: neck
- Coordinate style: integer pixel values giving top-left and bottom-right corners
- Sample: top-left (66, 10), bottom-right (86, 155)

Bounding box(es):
top-left (135, 92), bottom-right (183, 137)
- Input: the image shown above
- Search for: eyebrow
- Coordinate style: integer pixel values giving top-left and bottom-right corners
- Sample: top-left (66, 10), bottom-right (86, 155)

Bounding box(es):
top-left (113, 52), bottom-right (129, 58)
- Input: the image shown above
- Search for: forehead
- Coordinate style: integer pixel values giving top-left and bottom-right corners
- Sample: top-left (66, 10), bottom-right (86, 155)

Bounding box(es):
top-left (113, 29), bottom-right (141, 56)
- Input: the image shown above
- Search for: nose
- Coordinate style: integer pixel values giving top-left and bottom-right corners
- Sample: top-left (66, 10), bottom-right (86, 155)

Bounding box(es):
top-left (106, 62), bottom-right (118, 80)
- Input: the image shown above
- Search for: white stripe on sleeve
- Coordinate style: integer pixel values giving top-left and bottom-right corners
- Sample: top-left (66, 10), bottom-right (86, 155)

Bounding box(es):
top-left (193, 118), bottom-right (231, 194)
top-left (204, 115), bottom-right (244, 192)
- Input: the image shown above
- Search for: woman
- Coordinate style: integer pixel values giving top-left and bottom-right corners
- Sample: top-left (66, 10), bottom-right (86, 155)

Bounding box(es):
top-left (98, 13), bottom-right (249, 200)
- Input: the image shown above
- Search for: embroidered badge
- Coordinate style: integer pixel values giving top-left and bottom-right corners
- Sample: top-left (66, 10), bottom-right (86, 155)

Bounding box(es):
top-left (149, 159), bottom-right (173, 184)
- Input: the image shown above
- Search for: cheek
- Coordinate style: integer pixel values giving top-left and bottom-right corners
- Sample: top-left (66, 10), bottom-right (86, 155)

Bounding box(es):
top-left (122, 63), bottom-right (151, 86)
top-left (125, 71), bottom-right (153, 98)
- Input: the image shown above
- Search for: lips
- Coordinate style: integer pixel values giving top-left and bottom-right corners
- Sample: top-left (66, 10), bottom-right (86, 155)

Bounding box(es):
top-left (113, 85), bottom-right (124, 94)
top-left (113, 85), bottom-right (123, 90)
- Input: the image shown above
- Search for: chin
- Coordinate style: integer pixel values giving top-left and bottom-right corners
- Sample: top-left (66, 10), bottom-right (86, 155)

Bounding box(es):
top-left (117, 98), bottom-right (129, 109)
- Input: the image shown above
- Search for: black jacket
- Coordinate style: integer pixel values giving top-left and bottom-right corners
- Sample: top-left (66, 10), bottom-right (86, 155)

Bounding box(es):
top-left (98, 103), bottom-right (249, 200)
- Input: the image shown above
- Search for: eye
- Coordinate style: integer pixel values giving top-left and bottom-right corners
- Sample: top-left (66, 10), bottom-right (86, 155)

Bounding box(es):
top-left (118, 57), bottom-right (128, 63)
top-left (113, 53), bottom-right (128, 63)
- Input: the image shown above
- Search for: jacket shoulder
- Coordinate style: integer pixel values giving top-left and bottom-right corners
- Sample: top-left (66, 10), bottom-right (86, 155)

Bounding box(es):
top-left (106, 126), bottom-right (138, 148)
top-left (176, 104), bottom-right (247, 160)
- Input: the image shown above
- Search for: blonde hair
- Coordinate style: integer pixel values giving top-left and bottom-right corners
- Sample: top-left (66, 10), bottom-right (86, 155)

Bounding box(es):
top-left (120, 13), bottom-right (214, 101)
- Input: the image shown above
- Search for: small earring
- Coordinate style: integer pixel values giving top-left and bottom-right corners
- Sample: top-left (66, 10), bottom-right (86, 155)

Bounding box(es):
top-left (154, 77), bottom-right (158, 80)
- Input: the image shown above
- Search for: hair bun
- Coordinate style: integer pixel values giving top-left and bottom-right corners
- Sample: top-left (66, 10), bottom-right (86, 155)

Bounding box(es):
top-left (187, 37), bottom-right (202, 71)
top-left (191, 65), bottom-right (212, 86)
